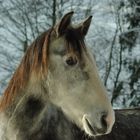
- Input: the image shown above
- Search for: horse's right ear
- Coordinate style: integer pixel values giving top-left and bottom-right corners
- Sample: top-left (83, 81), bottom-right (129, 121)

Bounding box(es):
top-left (55, 11), bottom-right (74, 37)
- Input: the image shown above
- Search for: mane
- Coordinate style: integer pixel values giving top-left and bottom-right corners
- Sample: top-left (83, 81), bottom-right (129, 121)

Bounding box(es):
top-left (0, 29), bottom-right (53, 111)
top-left (64, 27), bottom-right (86, 56)
top-left (0, 27), bottom-right (86, 111)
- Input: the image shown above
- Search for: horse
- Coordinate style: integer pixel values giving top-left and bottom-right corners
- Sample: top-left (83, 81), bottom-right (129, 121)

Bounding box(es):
top-left (0, 12), bottom-right (115, 140)
top-left (94, 108), bottom-right (140, 140)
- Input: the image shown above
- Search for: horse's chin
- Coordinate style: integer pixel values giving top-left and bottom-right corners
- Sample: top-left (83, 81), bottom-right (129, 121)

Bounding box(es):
top-left (82, 123), bottom-right (107, 137)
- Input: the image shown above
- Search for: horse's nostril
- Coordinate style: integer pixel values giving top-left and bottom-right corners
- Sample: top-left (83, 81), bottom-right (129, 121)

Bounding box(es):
top-left (97, 112), bottom-right (108, 134)
top-left (101, 113), bottom-right (108, 128)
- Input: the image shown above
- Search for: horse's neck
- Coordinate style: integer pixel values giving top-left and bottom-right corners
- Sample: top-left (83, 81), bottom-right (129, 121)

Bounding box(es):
top-left (29, 103), bottom-right (82, 140)
top-left (4, 80), bottom-right (44, 115)
top-left (1, 81), bottom-right (85, 140)
top-left (3, 102), bottom-right (82, 140)
top-left (0, 81), bottom-right (43, 135)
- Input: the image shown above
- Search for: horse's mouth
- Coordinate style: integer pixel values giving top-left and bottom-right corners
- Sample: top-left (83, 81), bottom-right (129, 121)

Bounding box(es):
top-left (82, 115), bottom-right (97, 136)
top-left (84, 118), bottom-right (97, 136)
top-left (82, 116), bottom-right (107, 136)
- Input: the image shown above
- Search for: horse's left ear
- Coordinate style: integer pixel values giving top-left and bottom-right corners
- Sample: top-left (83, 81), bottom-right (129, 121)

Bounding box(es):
top-left (55, 11), bottom-right (74, 37)
top-left (78, 16), bottom-right (92, 36)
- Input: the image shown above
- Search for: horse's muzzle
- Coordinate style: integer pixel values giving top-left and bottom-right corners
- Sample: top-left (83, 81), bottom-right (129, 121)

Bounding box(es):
top-left (82, 110), bottom-right (115, 136)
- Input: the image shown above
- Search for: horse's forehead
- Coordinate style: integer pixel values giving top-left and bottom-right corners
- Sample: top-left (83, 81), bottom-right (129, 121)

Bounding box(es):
top-left (50, 37), bottom-right (65, 48)
top-left (49, 37), bottom-right (66, 53)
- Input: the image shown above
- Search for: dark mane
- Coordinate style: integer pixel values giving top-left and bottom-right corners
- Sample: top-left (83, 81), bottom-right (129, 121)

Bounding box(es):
top-left (0, 29), bottom-right (52, 111)
top-left (64, 27), bottom-right (86, 56)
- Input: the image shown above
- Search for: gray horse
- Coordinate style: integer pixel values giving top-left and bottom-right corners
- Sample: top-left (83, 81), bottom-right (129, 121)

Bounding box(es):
top-left (0, 12), bottom-right (115, 140)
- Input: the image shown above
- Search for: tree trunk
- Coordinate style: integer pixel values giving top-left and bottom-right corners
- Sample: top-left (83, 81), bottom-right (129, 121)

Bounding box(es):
top-left (52, 0), bottom-right (56, 26)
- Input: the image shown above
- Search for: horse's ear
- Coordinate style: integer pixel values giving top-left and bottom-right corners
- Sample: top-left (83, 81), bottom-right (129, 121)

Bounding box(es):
top-left (55, 11), bottom-right (74, 37)
top-left (78, 16), bottom-right (92, 36)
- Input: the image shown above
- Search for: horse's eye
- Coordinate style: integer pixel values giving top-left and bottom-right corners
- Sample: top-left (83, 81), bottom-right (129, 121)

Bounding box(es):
top-left (66, 56), bottom-right (77, 66)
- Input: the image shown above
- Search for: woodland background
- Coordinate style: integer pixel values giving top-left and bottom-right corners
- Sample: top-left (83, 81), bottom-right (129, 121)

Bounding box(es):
top-left (0, 0), bottom-right (139, 108)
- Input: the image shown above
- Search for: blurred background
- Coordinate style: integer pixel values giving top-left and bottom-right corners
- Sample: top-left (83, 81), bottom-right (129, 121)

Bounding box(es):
top-left (0, 0), bottom-right (139, 108)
